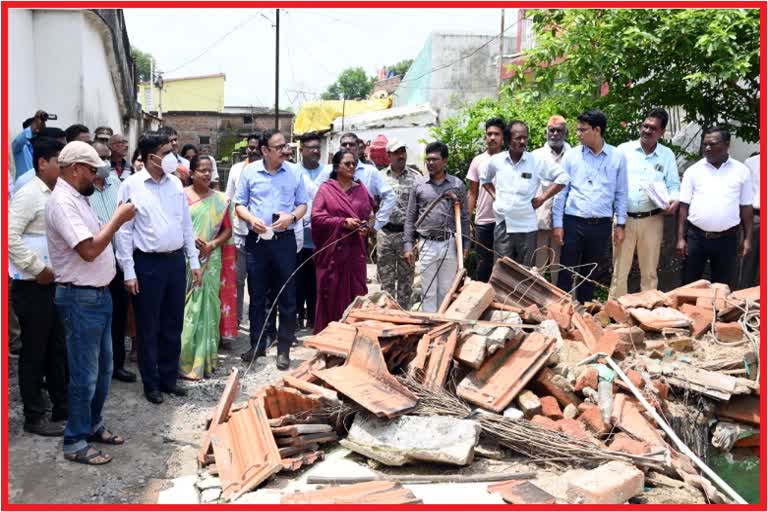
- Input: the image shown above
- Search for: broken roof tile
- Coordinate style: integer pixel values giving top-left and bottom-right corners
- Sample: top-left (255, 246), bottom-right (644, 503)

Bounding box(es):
top-left (212, 398), bottom-right (282, 502)
top-left (490, 256), bottom-right (572, 309)
top-left (313, 331), bottom-right (417, 419)
top-left (617, 289), bottom-right (670, 310)
top-left (457, 332), bottom-right (554, 412)
top-left (487, 479), bottom-right (556, 504)
top-left (419, 325), bottom-right (459, 391)
top-left (628, 307), bottom-right (691, 331)
top-left (198, 368), bottom-right (240, 464)
top-left (280, 481), bottom-right (422, 504)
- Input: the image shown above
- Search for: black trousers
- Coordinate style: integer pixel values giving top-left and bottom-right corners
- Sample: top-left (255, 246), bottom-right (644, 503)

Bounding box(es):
top-left (296, 247), bottom-right (316, 325)
top-left (132, 251), bottom-right (186, 394)
top-left (474, 222), bottom-right (495, 282)
top-left (736, 213), bottom-right (760, 289)
top-left (557, 215), bottom-right (612, 303)
top-left (683, 224), bottom-right (739, 285)
top-left (108, 268), bottom-right (128, 371)
top-left (11, 280), bottom-right (68, 423)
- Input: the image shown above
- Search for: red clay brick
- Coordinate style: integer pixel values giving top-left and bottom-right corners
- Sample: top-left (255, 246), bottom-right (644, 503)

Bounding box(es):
top-left (714, 322), bottom-right (743, 343)
top-left (608, 433), bottom-right (652, 455)
top-left (556, 418), bottom-right (588, 440)
top-left (530, 414), bottom-right (559, 432)
top-left (577, 404), bottom-right (609, 434)
top-left (604, 299), bottom-right (630, 324)
top-left (679, 303), bottom-right (713, 338)
top-left (540, 396), bottom-right (563, 419)
top-left (574, 366), bottom-right (599, 392)
top-left (625, 369), bottom-right (643, 389)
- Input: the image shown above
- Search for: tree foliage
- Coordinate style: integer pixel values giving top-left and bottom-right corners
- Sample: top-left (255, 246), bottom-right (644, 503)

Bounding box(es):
top-left (130, 47), bottom-right (155, 83)
top-left (321, 67), bottom-right (374, 100)
top-left (507, 8), bottom-right (760, 144)
top-left (386, 59), bottom-right (414, 77)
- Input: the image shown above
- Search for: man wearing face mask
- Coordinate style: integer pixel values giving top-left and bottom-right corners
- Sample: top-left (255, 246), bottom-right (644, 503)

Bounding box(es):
top-left (115, 133), bottom-right (202, 404)
top-left (89, 142), bottom-right (137, 384)
top-left (225, 134), bottom-right (261, 329)
top-left (158, 126), bottom-right (190, 185)
top-left (46, 141), bottom-right (136, 465)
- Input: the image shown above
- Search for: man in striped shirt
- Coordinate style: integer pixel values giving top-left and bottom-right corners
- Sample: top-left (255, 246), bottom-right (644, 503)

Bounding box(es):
top-left (90, 142), bottom-right (136, 384)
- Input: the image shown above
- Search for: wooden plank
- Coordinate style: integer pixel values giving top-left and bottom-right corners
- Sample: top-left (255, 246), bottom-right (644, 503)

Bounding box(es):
top-left (444, 281), bottom-right (495, 321)
top-left (457, 333), bottom-right (554, 412)
top-left (282, 375), bottom-right (339, 401)
top-left (271, 423), bottom-right (334, 436)
top-left (278, 443), bottom-right (319, 458)
top-left (437, 269), bottom-right (467, 314)
top-left (275, 431), bottom-right (338, 447)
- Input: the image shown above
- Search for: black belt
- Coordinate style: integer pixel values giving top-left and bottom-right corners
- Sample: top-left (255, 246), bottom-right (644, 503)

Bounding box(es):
top-left (246, 230), bottom-right (295, 241)
top-left (627, 208), bottom-right (662, 219)
top-left (419, 232), bottom-right (453, 242)
top-left (688, 222), bottom-right (739, 240)
top-left (382, 223), bottom-right (404, 233)
top-left (57, 282), bottom-right (108, 292)
top-left (134, 248), bottom-right (183, 257)
top-left (565, 214), bottom-right (612, 225)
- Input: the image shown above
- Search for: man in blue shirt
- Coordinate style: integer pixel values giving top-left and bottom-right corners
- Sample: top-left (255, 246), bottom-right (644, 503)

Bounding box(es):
top-left (611, 109), bottom-right (680, 297)
top-left (235, 129), bottom-right (308, 370)
top-left (12, 110), bottom-right (49, 181)
top-left (553, 109), bottom-right (628, 303)
top-left (295, 132), bottom-right (324, 330)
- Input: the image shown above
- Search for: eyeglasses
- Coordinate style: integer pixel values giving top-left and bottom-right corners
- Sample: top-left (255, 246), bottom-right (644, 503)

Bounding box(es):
top-left (303, 145), bottom-right (321, 151)
top-left (340, 141), bottom-right (357, 148)
top-left (268, 144), bottom-right (287, 151)
top-left (79, 163), bottom-right (98, 175)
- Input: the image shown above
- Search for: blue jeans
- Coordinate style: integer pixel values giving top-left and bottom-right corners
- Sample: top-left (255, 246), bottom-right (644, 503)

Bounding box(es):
top-left (54, 285), bottom-right (113, 454)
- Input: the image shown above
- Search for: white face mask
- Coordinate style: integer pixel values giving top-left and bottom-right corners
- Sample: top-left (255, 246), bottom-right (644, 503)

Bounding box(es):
top-left (161, 153), bottom-right (179, 175)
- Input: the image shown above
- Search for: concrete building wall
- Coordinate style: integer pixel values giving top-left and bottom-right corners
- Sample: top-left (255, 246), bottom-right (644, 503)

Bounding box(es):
top-left (8, 9), bottom-right (138, 175)
top-left (138, 74), bottom-right (226, 113)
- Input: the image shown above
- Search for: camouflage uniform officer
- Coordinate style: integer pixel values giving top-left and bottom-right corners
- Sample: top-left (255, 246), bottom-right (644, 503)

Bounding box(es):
top-left (377, 139), bottom-right (420, 309)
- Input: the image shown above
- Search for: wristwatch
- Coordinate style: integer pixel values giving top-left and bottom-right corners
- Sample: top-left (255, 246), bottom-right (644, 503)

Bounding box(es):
top-left (291, 214), bottom-right (297, 224)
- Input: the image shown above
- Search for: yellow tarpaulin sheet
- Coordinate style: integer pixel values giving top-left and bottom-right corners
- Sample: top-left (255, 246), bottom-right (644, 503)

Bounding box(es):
top-left (293, 98), bottom-right (392, 135)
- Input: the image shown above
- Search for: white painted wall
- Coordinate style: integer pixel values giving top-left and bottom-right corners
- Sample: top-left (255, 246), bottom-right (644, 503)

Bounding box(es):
top-left (7, 9), bottom-right (132, 175)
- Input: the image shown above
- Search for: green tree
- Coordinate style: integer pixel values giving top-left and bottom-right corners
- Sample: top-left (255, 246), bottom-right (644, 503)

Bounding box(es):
top-left (131, 47), bottom-right (155, 82)
top-left (506, 9), bottom-right (760, 145)
top-left (386, 59), bottom-right (414, 77)
top-left (321, 67), bottom-right (374, 100)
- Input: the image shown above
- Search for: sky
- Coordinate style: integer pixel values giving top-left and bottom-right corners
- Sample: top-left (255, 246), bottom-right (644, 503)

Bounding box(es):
top-left (123, 8), bottom-right (506, 110)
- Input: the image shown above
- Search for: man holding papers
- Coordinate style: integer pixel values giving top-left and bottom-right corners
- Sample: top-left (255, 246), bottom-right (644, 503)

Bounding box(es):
top-left (8, 137), bottom-right (68, 436)
top-left (611, 109), bottom-right (680, 297)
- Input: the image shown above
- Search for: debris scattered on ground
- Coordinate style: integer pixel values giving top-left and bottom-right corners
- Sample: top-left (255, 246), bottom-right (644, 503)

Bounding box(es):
top-left (191, 258), bottom-right (758, 504)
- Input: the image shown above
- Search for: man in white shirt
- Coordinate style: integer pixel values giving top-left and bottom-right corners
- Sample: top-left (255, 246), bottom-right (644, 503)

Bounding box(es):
top-left (115, 133), bottom-right (202, 404)
top-left (466, 118), bottom-right (505, 282)
top-left (8, 138), bottom-right (67, 437)
top-left (225, 134), bottom-right (261, 328)
top-left (736, 152), bottom-right (760, 288)
top-left (531, 116), bottom-right (571, 283)
top-left (481, 120), bottom-right (569, 267)
top-left (611, 108), bottom-right (680, 297)
top-left (677, 127), bottom-right (753, 285)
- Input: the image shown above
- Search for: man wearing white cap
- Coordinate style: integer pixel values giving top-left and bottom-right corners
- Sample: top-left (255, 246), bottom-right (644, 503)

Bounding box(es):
top-left (46, 141), bottom-right (136, 465)
top-left (377, 138), bottom-right (420, 309)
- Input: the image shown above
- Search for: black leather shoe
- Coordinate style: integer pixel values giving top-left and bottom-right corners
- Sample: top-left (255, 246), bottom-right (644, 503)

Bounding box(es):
top-left (145, 390), bottom-right (164, 404)
top-left (113, 368), bottom-right (137, 382)
top-left (240, 346), bottom-right (266, 362)
top-left (161, 384), bottom-right (187, 397)
top-left (51, 410), bottom-right (68, 423)
top-left (276, 352), bottom-right (290, 371)
top-left (24, 420), bottom-right (65, 437)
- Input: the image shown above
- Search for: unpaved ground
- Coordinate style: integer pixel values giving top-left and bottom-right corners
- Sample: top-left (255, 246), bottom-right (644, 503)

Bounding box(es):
top-left (6, 317), bottom-right (317, 504)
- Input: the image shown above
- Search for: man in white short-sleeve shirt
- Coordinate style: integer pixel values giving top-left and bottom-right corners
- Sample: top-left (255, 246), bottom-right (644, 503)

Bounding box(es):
top-left (677, 127), bottom-right (753, 285)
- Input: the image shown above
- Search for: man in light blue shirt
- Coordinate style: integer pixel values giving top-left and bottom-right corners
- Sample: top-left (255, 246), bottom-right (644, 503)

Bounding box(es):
top-left (611, 109), bottom-right (680, 297)
top-left (552, 109), bottom-right (628, 302)
top-left (481, 120), bottom-right (569, 267)
top-left (234, 129), bottom-right (308, 370)
top-left (12, 111), bottom-right (49, 180)
top-left (316, 132), bottom-right (395, 231)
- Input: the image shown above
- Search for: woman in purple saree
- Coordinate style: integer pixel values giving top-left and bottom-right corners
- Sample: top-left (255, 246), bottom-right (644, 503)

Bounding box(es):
top-left (311, 150), bottom-right (375, 333)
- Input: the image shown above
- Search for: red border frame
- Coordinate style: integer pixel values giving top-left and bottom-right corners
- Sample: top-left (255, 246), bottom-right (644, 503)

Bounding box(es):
top-left (1, 2), bottom-right (765, 510)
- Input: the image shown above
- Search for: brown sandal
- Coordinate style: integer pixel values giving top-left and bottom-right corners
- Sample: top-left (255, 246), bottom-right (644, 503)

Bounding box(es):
top-left (88, 428), bottom-right (125, 445)
top-left (64, 445), bottom-right (112, 465)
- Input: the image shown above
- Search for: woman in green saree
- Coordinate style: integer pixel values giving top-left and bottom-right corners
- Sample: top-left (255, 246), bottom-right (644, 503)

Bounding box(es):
top-left (178, 155), bottom-right (233, 380)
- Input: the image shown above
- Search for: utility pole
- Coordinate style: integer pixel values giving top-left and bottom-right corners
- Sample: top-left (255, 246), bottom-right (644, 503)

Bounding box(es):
top-left (497, 8), bottom-right (505, 96)
top-left (274, 8), bottom-right (280, 130)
